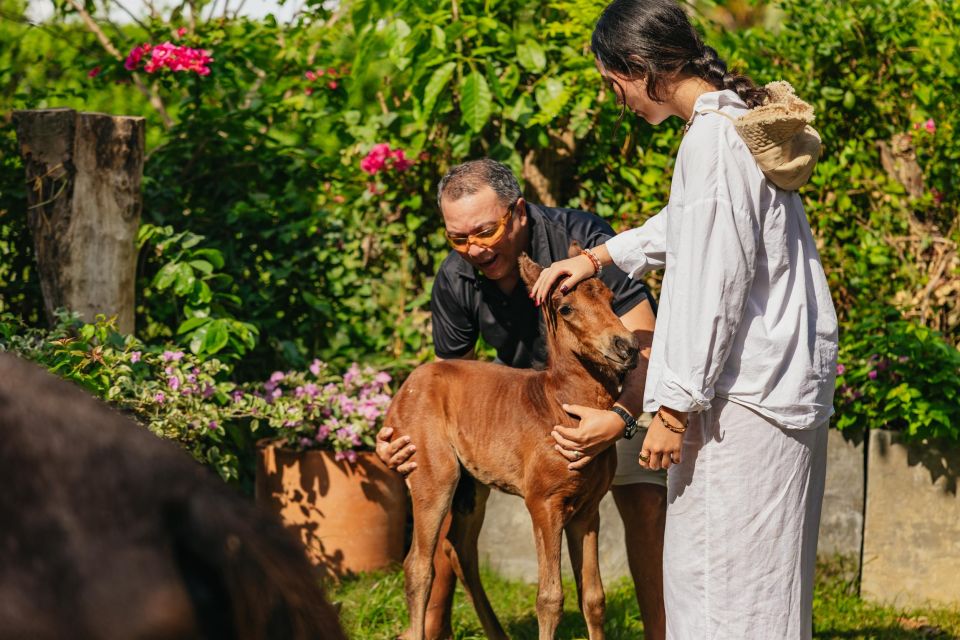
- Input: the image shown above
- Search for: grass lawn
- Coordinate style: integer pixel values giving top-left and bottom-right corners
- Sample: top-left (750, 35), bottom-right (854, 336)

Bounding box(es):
top-left (330, 558), bottom-right (960, 639)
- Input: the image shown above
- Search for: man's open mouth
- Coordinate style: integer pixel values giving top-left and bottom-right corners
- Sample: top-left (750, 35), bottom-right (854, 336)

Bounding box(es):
top-left (477, 255), bottom-right (497, 269)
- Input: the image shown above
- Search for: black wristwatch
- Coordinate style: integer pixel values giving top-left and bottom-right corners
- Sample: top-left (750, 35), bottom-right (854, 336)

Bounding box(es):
top-left (611, 405), bottom-right (639, 440)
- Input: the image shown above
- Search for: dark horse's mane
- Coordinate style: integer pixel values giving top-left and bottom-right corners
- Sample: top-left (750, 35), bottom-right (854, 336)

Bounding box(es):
top-left (0, 353), bottom-right (345, 640)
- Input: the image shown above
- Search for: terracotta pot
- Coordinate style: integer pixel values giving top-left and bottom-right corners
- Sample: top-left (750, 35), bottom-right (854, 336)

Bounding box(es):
top-left (255, 442), bottom-right (406, 578)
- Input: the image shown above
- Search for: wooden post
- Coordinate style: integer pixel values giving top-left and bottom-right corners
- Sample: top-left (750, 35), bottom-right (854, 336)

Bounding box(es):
top-left (13, 109), bottom-right (144, 334)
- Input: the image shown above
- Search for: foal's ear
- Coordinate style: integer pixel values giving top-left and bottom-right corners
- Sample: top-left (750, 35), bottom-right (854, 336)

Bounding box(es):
top-left (518, 253), bottom-right (543, 290)
top-left (567, 241), bottom-right (583, 258)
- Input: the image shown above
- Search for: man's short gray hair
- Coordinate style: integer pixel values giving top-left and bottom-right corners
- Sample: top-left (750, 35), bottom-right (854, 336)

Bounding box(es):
top-left (436, 159), bottom-right (522, 210)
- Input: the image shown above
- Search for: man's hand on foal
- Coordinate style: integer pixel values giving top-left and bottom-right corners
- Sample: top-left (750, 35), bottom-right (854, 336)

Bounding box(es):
top-left (551, 404), bottom-right (623, 471)
top-left (375, 426), bottom-right (418, 475)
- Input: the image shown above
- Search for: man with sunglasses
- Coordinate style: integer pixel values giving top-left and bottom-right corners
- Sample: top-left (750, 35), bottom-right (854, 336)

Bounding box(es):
top-left (377, 158), bottom-right (665, 640)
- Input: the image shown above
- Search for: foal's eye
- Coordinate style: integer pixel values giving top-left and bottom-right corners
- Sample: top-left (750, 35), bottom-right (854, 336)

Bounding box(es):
top-left (557, 305), bottom-right (573, 317)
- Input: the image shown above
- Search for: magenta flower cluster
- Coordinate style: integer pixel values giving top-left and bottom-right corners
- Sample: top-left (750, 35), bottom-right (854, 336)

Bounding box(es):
top-left (360, 143), bottom-right (413, 175)
top-left (125, 42), bottom-right (213, 76)
top-left (260, 360), bottom-right (393, 462)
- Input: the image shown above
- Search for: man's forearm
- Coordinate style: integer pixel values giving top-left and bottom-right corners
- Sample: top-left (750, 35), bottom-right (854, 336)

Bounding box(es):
top-left (615, 299), bottom-right (656, 418)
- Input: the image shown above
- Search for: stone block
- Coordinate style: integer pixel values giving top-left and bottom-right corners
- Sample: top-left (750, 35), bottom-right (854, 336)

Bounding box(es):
top-left (861, 429), bottom-right (960, 607)
top-left (817, 428), bottom-right (865, 562)
top-left (478, 490), bottom-right (631, 583)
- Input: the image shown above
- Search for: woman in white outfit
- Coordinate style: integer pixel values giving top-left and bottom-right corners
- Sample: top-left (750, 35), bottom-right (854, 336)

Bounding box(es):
top-left (530, 1), bottom-right (838, 638)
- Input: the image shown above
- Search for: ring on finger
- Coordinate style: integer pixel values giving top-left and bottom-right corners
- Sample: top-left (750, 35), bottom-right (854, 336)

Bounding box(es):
top-left (574, 450), bottom-right (583, 460)
top-left (638, 452), bottom-right (650, 463)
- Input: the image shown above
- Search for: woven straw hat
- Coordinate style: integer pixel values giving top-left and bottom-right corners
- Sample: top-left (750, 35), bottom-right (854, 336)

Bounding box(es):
top-left (733, 81), bottom-right (822, 191)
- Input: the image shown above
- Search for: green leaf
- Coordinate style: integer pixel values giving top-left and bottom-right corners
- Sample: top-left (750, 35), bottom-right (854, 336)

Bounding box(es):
top-left (202, 320), bottom-right (230, 354)
top-left (177, 316), bottom-right (210, 334)
top-left (459, 71), bottom-right (493, 133)
top-left (189, 260), bottom-right (214, 275)
top-left (517, 42), bottom-right (546, 72)
top-left (531, 78), bottom-right (568, 124)
top-left (422, 62), bottom-right (456, 118)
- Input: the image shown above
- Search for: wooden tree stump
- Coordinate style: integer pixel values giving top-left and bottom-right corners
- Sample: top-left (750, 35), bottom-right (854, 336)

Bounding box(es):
top-left (13, 109), bottom-right (144, 334)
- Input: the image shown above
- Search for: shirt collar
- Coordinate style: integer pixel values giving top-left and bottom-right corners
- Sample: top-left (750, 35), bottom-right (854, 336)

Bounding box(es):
top-left (692, 89), bottom-right (748, 115)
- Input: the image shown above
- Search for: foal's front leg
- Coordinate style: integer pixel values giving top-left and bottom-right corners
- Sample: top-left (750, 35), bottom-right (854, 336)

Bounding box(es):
top-left (526, 497), bottom-right (566, 640)
top-left (566, 508), bottom-right (605, 640)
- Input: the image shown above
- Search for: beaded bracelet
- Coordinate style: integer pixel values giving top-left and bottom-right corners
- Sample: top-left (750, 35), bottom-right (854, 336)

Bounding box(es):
top-left (657, 407), bottom-right (687, 434)
top-left (582, 247), bottom-right (603, 276)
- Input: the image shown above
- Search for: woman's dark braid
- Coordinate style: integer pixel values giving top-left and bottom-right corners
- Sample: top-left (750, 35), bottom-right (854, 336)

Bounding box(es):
top-left (688, 45), bottom-right (767, 108)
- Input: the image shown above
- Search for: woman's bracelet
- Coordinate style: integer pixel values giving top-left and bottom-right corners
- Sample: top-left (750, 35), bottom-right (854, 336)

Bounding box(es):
top-left (582, 247), bottom-right (603, 275)
top-left (657, 407), bottom-right (687, 434)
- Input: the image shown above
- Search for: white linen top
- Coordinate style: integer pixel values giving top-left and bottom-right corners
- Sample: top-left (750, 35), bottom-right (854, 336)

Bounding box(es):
top-left (606, 90), bottom-right (838, 429)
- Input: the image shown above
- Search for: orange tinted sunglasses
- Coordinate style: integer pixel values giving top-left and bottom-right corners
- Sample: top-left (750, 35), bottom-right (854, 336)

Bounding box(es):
top-left (445, 200), bottom-right (517, 252)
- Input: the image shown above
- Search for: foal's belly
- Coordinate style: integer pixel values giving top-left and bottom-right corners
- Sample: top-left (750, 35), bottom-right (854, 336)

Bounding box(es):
top-left (450, 425), bottom-right (594, 501)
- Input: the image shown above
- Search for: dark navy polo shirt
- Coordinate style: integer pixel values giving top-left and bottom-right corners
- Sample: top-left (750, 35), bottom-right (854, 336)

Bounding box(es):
top-left (430, 203), bottom-right (655, 369)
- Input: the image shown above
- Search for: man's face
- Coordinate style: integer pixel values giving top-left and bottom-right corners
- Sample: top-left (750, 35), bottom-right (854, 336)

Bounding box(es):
top-left (441, 186), bottom-right (527, 282)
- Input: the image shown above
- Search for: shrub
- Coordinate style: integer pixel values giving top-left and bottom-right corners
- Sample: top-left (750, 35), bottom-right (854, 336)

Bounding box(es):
top-left (835, 311), bottom-right (960, 441)
top-left (252, 362), bottom-right (393, 462)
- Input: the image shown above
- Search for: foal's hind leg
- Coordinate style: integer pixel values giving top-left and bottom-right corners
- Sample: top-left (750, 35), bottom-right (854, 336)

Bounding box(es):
top-left (404, 448), bottom-right (460, 640)
top-left (566, 508), bottom-right (606, 640)
top-left (526, 496), bottom-right (566, 640)
top-left (444, 480), bottom-right (508, 640)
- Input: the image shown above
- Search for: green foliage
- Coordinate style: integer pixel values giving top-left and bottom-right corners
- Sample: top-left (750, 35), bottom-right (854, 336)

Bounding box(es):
top-left (0, 311), bottom-right (251, 481)
top-left (835, 312), bottom-right (960, 442)
top-left (138, 223), bottom-right (259, 359)
top-left (0, 312), bottom-right (398, 483)
top-left (711, 0), bottom-right (959, 332)
top-left (1, 0), bottom-right (957, 454)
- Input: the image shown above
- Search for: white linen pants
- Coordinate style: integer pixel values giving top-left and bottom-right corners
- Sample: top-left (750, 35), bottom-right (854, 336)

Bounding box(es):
top-left (663, 399), bottom-right (828, 640)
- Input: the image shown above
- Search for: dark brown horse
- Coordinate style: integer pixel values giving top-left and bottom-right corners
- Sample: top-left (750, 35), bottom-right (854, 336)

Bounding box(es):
top-left (386, 251), bottom-right (639, 640)
top-left (0, 353), bottom-right (345, 640)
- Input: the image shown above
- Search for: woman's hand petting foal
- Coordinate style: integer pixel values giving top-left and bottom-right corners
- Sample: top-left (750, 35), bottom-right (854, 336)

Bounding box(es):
top-left (551, 404), bottom-right (624, 471)
top-left (375, 426), bottom-right (418, 475)
top-left (529, 255), bottom-right (597, 305)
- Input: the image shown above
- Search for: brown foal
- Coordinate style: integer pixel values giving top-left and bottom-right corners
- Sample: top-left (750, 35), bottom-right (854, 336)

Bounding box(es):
top-left (386, 250), bottom-right (639, 640)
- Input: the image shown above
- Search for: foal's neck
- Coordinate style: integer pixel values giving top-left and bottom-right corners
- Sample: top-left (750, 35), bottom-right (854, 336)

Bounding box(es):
top-left (543, 349), bottom-right (621, 410)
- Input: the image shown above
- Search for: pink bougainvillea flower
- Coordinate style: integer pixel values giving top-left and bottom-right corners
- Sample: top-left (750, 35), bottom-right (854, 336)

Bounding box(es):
top-left (161, 350), bottom-right (184, 362)
top-left (125, 45), bottom-right (146, 70)
top-left (327, 80), bottom-right (339, 90)
top-left (360, 143), bottom-right (390, 174)
top-left (360, 143), bottom-right (415, 176)
top-left (309, 359), bottom-right (322, 376)
top-left (925, 118), bottom-right (936, 134)
top-left (154, 391), bottom-right (166, 404)
top-left (88, 66), bottom-right (101, 78)
top-left (129, 351), bottom-right (141, 363)
top-left (836, 364), bottom-right (845, 375)
top-left (176, 27), bottom-right (187, 38)
top-left (126, 41), bottom-right (212, 76)
top-left (868, 370), bottom-right (878, 380)
top-left (305, 87), bottom-right (314, 96)
top-left (391, 148), bottom-right (412, 171)
top-left (305, 70), bottom-right (316, 81)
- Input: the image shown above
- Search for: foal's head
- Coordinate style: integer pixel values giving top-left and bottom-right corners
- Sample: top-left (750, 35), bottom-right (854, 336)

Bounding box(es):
top-left (519, 249), bottom-right (639, 378)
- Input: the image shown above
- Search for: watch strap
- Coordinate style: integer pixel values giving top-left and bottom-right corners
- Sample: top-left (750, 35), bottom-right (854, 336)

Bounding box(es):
top-left (611, 405), bottom-right (639, 440)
